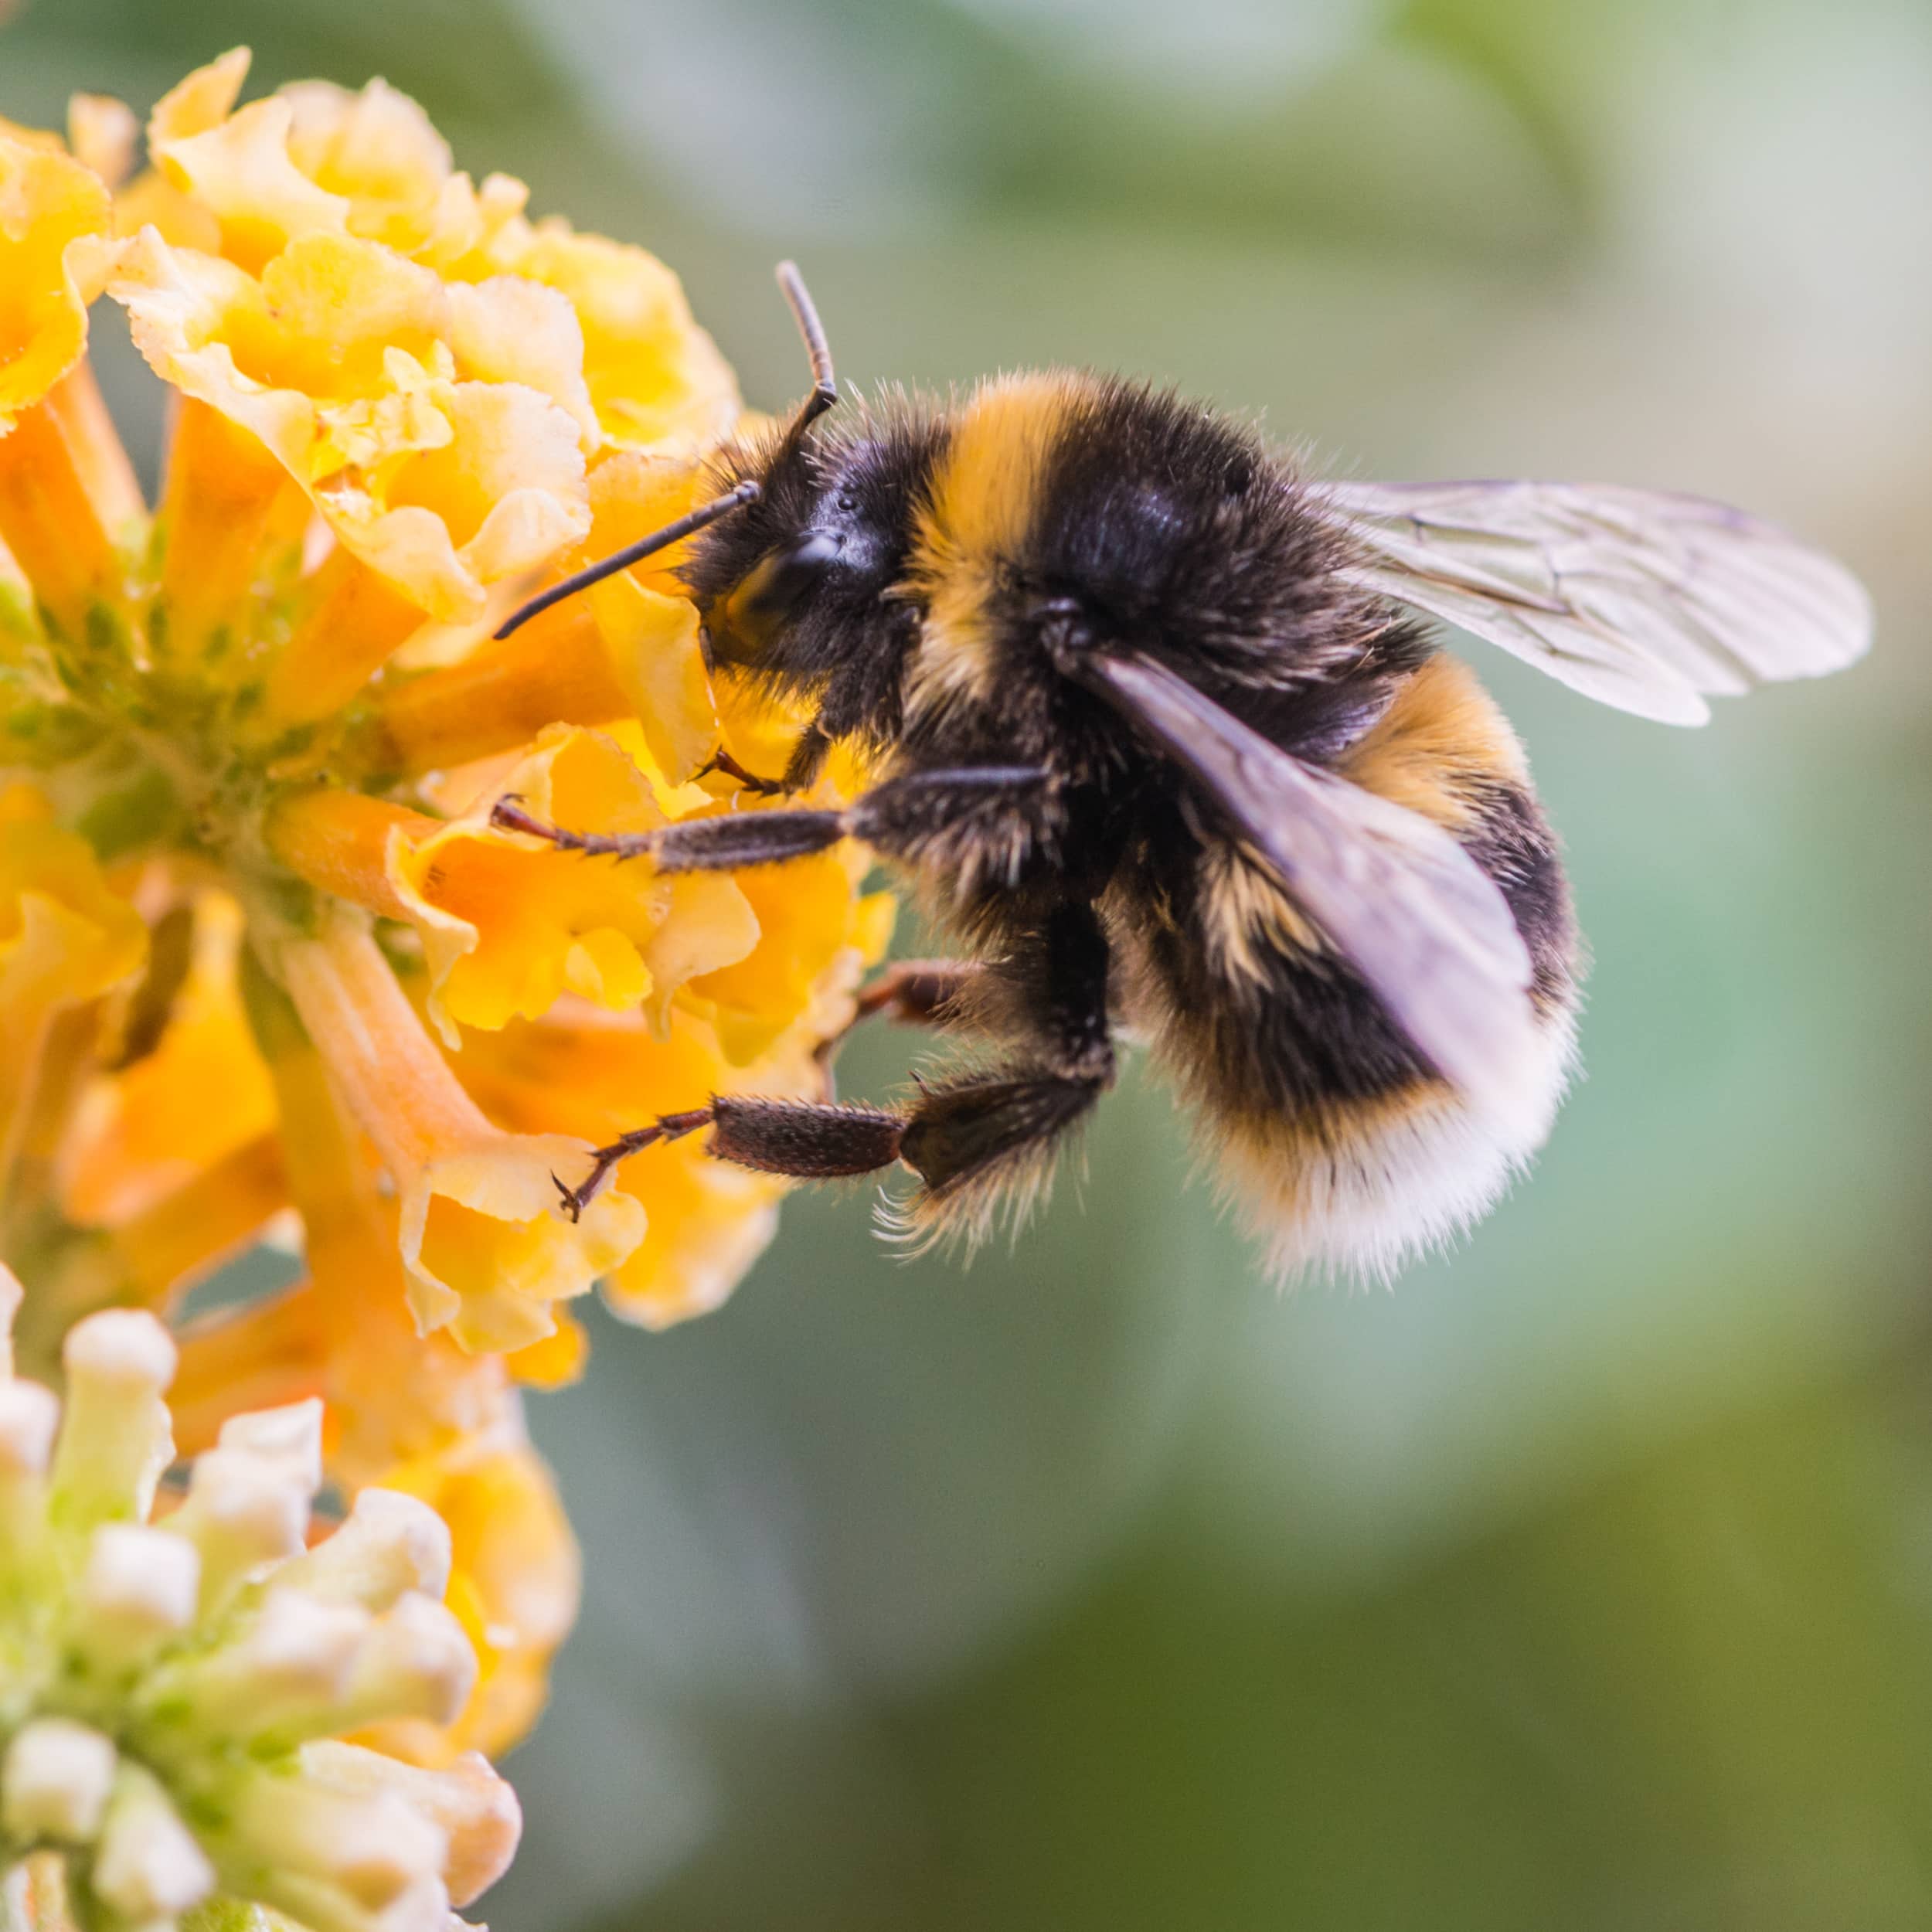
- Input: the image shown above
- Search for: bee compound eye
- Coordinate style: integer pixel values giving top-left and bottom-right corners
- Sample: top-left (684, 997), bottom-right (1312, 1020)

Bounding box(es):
top-left (747, 531), bottom-right (845, 616)
top-left (713, 531), bottom-right (845, 661)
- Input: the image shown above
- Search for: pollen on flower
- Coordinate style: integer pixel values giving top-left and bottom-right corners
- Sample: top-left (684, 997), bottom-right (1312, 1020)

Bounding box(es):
top-left (0, 1274), bottom-right (521, 1931)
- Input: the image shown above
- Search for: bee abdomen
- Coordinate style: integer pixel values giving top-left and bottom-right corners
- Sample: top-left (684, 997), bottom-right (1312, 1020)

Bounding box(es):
top-left (1116, 658), bottom-right (1582, 1277)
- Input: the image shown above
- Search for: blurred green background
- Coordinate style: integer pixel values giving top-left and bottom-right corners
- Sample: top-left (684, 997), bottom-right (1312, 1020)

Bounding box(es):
top-left (7, 0), bottom-right (1931, 1924)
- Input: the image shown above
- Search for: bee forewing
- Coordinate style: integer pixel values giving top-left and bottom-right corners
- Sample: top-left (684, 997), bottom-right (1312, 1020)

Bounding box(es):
top-left (1321, 479), bottom-right (1873, 725)
top-left (1074, 652), bottom-right (1544, 1130)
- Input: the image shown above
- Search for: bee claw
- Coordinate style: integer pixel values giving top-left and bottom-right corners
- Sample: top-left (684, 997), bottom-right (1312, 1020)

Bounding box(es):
top-left (551, 1172), bottom-right (584, 1223)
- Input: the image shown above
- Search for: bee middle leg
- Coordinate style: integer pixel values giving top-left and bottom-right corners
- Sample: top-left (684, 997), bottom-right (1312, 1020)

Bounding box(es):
top-left (815, 958), bottom-right (988, 1090)
top-left (492, 764), bottom-right (1053, 873)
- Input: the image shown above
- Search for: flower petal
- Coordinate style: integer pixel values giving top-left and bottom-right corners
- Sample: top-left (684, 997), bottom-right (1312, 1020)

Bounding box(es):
top-left (280, 76), bottom-right (454, 251)
top-left (386, 724), bottom-right (758, 1042)
top-left (0, 133), bottom-right (113, 433)
top-left (148, 50), bottom-right (351, 273)
top-left (478, 216), bottom-right (739, 451)
top-left (62, 893), bottom-right (276, 1229)
top-left (111, 227), bottom-right (593, 620)
top-left (274, 910), bottom-right (645, 1354)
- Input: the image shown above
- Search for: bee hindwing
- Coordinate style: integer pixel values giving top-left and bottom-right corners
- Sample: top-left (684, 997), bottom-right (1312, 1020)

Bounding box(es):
top-left (1321, 478), bottom-right (1872, 725)
top-left (1073, 651), bottom-right (1542, 1130)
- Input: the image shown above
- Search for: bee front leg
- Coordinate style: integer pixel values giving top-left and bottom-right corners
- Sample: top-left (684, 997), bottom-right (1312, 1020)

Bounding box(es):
top-left (694, 747), bottom-right (787, 795)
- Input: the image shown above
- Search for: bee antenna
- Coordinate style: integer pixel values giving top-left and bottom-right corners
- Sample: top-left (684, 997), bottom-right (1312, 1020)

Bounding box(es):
top-left (493, 480), bottom-right (761, 639)
top-left (777, 260), bottom-right (838, 437)
top-left (491, 263), bottom-right (831, 641)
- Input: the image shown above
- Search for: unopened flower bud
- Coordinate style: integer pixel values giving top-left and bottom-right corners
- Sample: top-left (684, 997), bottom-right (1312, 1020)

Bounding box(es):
top-left (92, 1764), bottom-right (216, 1921)
top-left (216, 1397), bottom-right (325, 1495)
top-left (278, 1488), bottom-right (452, 1611)
top-left (301, 1743), bottom-right (522, 1909)
top-left (0, 1289), bottom-right (518, 1927)
top-left (51, 1308), bottom-right (176, 1530)
top-left (342, 1593), bottom-right (479, 1730)
top-left (2, 1719), bottom-right (117, 1842)
top-left (73, 1524), bottom-right (200, 1674)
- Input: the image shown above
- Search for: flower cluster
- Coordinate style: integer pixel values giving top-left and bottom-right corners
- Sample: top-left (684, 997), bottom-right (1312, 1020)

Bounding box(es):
top-left (0, 1270), bottom-right (519, 1932)
top-left (0, 44), bottom-right (893, 1822)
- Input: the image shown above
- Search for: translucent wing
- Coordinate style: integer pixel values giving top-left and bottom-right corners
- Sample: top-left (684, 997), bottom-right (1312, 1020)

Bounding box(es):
top-left (1073, 651), bottom-right (1541, 1126)
top-left (1321, 479), bottom-right (1872, 725)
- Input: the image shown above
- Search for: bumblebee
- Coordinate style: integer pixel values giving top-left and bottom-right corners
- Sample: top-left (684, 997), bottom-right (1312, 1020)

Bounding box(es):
top-left (492, 265), bottom-right (1871, 1274)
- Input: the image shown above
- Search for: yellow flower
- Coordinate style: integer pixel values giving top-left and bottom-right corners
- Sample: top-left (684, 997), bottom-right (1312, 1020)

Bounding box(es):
top-left (0, 134), bottom-right (112, 435)
top-left (274, 908), bottom-right (644, 1355)
top-left (450, 859), bottom-right (892, 1331)
top-left (3, 47), bottom-right (877, 1301)
top-left (60, 892), bottom-right (275, 1230)
top-left (0, 789), bottom-right (148, 1203)
top-left (267, 724), bottom-right (762, 1044)
top-left (0, 52), bottom-right (901, 1752)
top-left (165, 1000), bottom-right (580, 1760)
top-left (360, 1428), bottom-right (580, 1767)
top-left (478, 219), bottom-right (740, 453)
top-left (112, 226), bottom-right (594, 626)
top-left (0, 1274), bottom-right (522, 1930)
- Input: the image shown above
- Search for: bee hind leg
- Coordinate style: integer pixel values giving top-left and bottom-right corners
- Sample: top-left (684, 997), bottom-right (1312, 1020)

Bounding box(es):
top-left (556, 900), bottom-right (1114, 1243)
top-left (889, 898), bottom-right (1117, 1244)
top-left (555, 1096), bottom-right (910, 1220)
top-left (886, 1062), bottom-right (1111, 1246)
top-left (556, 1068), bottom-right (1110, 1243)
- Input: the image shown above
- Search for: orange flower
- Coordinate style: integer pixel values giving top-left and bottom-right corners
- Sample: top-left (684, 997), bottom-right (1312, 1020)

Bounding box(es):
top-left (0, 52), bottom-right (902, 1771)
top-left (0, 133), bottom-right (115, 433)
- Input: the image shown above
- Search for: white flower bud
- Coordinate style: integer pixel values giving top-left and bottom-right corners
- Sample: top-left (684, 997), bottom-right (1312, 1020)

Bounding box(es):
top-left (0, 1381), bottom-right (60, 1575)
top-left (2, 1718), bottom-right (117, 1842)
top-left (52, 1308), bottom-right (176, 1529)
top-left (342, 1592), bottom-right (479, 1729)
top-left (93, 1765), bottom-right (216, 1921)
top-left (0, 1278), bottom-right (516, 1927)
top-left (278, 1488), bottom-right (453, 1611)
top-left (75, 1523), bottom-right (200, 1666)
top-left (161, 1587), bottom-right (372, 1742)
top-left (171, 1444), bottom-right (313, 1612)
top-left (0, 1379), bottom-right (60, 1478)
top-left (301, 1743), bottom-right (522, 1909)
top-left (265, 1868), bottom-right (454, 1932)
top-left (236, 1773), bottom-right (449, 1910)
top-left (0, 1261), bottom-right (21, 1379)
top-left (216, 1396), bottom-right (325, 1495)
